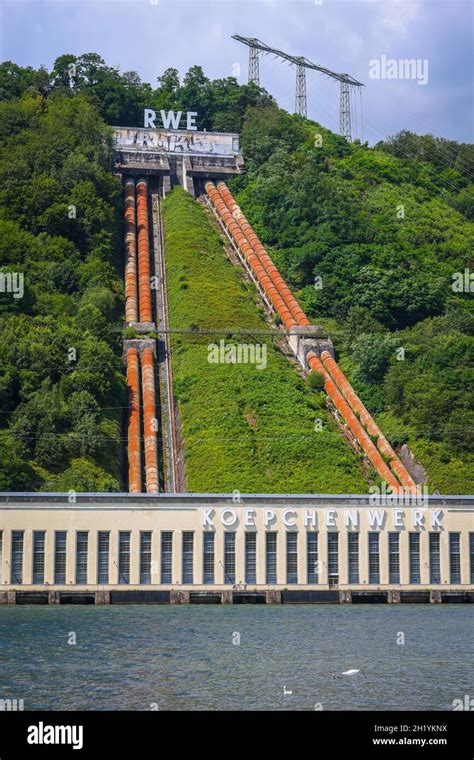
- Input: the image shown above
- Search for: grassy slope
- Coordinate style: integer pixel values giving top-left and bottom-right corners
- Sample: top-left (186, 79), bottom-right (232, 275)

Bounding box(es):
top-left (162, 188), bottom-right (367, 493)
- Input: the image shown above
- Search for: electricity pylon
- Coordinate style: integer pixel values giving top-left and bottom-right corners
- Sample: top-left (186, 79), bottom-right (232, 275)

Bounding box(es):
top-left (232, 34), bottom-right (364, 139)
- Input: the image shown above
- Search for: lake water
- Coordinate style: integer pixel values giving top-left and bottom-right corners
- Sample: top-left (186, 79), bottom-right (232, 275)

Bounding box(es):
top-left (0, 605), bottom-right (471, 711)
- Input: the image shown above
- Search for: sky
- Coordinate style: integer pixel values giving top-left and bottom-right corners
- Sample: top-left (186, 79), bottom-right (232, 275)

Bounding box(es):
top-left (0, 0), bottom-right (472, 144)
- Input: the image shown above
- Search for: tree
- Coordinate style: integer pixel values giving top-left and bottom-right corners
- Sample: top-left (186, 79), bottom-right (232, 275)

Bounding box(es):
top-left (0, 431), bottom-right (35, 490)
top-left (351, 333), bottom-right (399, 384)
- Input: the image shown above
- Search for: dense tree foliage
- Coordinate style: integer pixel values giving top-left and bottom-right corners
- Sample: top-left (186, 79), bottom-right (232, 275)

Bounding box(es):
top-left (0, 88), bottom-right (124, 490)
top-left (377, 129), bottom-right (473, 182)
top-left (0, 57), bottom-right (273, 131)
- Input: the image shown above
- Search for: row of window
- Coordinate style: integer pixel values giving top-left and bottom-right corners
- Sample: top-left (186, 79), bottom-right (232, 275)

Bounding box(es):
top-left (1, 530), bottom-right (473, 585)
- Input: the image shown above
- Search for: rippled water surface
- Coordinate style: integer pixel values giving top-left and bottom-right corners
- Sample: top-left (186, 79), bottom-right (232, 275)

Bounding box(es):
top-left (0, 605), bottom-right (472, 710)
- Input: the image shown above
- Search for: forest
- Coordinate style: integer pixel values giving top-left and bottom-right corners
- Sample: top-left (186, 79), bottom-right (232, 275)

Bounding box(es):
top-left (0, 54), bottom-right (472, 492)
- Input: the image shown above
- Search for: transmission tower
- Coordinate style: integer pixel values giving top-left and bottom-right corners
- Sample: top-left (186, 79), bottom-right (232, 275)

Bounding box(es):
top-left (248, 41), bottom-right (260, 85)
top-left (339, 81), bottom-right (352, 140)
top-left (232, 34), bottom-right (364, 139)
top-left (295, 59), bottom-right (307, 117)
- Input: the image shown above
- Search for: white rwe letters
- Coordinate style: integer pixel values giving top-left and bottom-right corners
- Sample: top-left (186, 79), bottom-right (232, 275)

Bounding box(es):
top-left (143, 109), bottom-right (198, 130)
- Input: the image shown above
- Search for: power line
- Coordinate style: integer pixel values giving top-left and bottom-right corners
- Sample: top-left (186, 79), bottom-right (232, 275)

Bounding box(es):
top-left (4, 424), bottom-right (474, 440)
top-left (362, 116), bottom-right (472, 195)
top-left (232, 34), bottom-right (363, 138)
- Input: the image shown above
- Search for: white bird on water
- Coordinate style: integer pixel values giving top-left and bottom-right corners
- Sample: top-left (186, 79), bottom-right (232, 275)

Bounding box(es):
top-left (283, 686), bottom-right (293, 695)
top-left (341, 668), bottom-right (365, 678)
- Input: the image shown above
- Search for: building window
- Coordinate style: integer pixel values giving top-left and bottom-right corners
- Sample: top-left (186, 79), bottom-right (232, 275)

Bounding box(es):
top-left (449, 532), bottom-right (461, 584)
top-left (286, 533), bottom-right (298, 584)
top-left (470, 534), bottom-right (474, 585)
top-left (388, 532), bottom-right (400, 584)
top-left (76, 532), bottom-right (88, 585)
top-left (266, 532), bottom-right (277, 584)
top-left (307, 532), bottom-right (318, 584)
top-left (409, 533), bottom-right (421, 584)
top-left (161, 532), bottom-right (172, 584)
top-left (118, 531), bottom-right (131, 585)
top-left (368, 532), bottom-right (380, 584)
top-left (245, 533), bottom-right (257, 585)
top-left (224, 533), bottom-right (236, 585)
top-left (140, 532), bottom-right (152, 585)
top-left (429, 533), bottom-right (441, 584)
top-left (33, 531), bottom-right (46, 584)
top-left (11, 531), bottom-right (24, 585)
top-left (203, 532), bottom-right (214, 585)
top-left (54, 531), bottom-right (67, 585)
top-left (348, 532), bottom-right (359, 584)
top-left (97, 532), bottom-right (109, 585)
top-left (327, 532), bottom-right (339, 586)
top-left (182, 532), bottom-right (194, 585)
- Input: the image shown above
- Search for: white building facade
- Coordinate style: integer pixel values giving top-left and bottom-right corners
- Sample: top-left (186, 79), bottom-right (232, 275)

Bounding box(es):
top-left (0, 494), bottom-right (473, 598)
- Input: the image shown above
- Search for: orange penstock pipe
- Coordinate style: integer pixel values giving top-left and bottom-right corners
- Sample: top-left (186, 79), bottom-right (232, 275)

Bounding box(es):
top-left (126, 348), bottom-right (142, 493)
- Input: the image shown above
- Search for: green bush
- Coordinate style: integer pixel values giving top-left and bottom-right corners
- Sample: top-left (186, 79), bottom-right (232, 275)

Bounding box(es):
top-left (307, 372), bottom-right (325, 391)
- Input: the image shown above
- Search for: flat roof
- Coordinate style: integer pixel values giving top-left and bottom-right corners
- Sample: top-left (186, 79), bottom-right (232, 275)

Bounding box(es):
top-left (0, 493), bottom-right (472, 509)
top-left (112, 126), bottom-right (240, 138)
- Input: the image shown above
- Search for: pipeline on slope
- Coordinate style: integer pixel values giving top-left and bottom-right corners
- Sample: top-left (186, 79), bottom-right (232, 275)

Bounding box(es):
top-left (215, 181), bottom-right (310, 327)
top-left (124, 179), bottom-right (138, 323)
top-left (307, 351), bottom-right (401, 492)
top-left (126, 347), bottom-right (142, 493)
top-left (205, 182), bottom-right (297, 330)
top-left (123, 178), bottom-right (160, 493)
top-left (136, 178), bottom-right (153, 324)
top-left (141, 346), bottom-right (160, 493)
top-left (205, 181), bottom-right (417, 493)
top-left (319, 351), bottom-right (417, 491)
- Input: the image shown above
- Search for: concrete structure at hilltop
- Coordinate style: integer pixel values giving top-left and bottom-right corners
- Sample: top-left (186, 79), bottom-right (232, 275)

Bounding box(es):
top-left (113, 126), bottom-right (244, 197)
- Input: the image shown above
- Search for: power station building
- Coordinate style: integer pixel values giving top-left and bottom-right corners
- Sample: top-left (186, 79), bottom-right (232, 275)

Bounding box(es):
top-left (0, 494), bottom-right (473, 604)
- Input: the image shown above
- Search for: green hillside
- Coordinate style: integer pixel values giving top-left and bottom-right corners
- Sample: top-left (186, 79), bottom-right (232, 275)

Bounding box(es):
top-left (0, 56), bottom-right (472, 493)
top-left (163, 188), bottom-right (367, 493)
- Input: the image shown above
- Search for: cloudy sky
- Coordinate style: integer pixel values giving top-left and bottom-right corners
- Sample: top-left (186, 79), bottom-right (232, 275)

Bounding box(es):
top-left (1, 0), bottom-right (472, 144)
